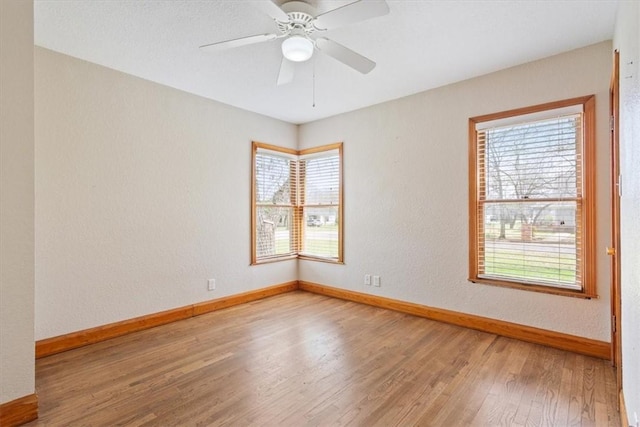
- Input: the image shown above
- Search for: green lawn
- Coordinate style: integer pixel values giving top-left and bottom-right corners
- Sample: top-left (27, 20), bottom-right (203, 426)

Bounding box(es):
top-left (483, 245), bottom-right (576, 284)
top-left (302, 238), bottom-right (338, 257)
top-left (273, 225), bottom-right (338, 257)
top-left (482, 220), bottom-right (578, 285)
top-left (275, 239), bottom-right (290, 254)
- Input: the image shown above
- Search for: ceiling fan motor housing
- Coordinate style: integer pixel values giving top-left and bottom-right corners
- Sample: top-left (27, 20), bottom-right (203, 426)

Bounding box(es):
top-left (277, 1), bottom-right (318, 37)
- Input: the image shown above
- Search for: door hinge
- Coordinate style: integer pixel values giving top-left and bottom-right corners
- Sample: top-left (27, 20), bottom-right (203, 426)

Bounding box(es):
top-left (617, 174), bottom-right (622, 197)
top-left (612, 315), bottom-right (616, 333)
top-left (610, 115), bottom-right (615, 131)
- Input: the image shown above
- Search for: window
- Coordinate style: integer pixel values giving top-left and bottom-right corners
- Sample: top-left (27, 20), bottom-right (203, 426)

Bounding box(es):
top-left (469, 96), bottom-right (596, 297)
top-left (252, 143), bottom-right (298, 261)
top-left (299, 146), bottom-right (342, 260)
top-left (251, 142), bottom-right (343, 264)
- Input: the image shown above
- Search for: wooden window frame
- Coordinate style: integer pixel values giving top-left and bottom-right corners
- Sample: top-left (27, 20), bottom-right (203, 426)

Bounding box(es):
top-left (298, 143), bottom-right (344, 263)
top-left (251, 141), bottom-right (343, 265)
top-left (468, 96), bottom-right (596, 299)
top-left (251, 142), bottom-right (298, 265)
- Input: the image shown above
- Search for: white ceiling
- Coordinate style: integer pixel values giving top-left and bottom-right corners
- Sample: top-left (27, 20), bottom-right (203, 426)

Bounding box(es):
top-left (34, 0), bottom-right (619, 124)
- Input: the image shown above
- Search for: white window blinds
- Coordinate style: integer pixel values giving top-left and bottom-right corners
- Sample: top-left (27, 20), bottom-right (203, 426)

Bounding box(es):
top-left (300, 149), bottom-right (341, 260)
top-left (254, 148), bottom-right (298, 260)
top-left (477, 114), bottom-right (583, 289)
top-left (470, 96), bottom-right (596, 297)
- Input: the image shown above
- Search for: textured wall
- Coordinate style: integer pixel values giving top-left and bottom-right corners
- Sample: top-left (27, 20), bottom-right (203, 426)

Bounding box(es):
top-left (299, 42), bottom-right (613, 341)
top-left (614, 1), bottom-right (640, 422)
top-left (0, 0), bottom-right (35, 403)
top-left (35, 48), bottom-right (298, 340)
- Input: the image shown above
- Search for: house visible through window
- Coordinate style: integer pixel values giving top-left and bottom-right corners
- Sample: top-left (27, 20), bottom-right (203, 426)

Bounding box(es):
top-left (468, 96), bottom-right (596, 297)
top-left (251, 142), bottom-right (343, 264)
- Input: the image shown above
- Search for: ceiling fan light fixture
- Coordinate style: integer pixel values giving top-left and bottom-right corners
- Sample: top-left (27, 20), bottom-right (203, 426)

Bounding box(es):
top-left (281, 36), bottom-right (314, 62)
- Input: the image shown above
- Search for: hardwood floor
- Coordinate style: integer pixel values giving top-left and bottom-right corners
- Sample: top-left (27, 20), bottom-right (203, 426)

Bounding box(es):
top-left (28, 291), bottom-right (620, 426)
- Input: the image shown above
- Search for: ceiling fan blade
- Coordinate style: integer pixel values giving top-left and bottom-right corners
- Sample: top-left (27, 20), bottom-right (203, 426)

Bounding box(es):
top-left (277, 57), bottom-right (295, 86)
top-left (313, 0), bottom-right (389, 31)
top-left (200, 33), bottom-right (277, 52)
top-left (315, 37), bottom-right (376, 74)
top-left (254, 0), bottom-right (290, 22)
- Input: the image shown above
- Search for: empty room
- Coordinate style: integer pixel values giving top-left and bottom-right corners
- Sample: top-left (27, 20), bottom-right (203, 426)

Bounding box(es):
top-left (1, 0), bottom-right (639, 426)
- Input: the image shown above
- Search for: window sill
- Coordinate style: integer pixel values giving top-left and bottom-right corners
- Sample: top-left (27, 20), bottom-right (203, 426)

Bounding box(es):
top-left (468, 276), bottom-right (598, 299)
top-left (252, 254), bottom-right (344, 265)
top-left (298, 255), bottom-right (344, 265)
top-left (251, 255), bottom-right (298, 265)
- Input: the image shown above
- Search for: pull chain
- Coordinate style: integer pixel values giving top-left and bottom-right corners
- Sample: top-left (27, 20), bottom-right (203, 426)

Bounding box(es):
top-left (312, 54), bottom-right (316, 108)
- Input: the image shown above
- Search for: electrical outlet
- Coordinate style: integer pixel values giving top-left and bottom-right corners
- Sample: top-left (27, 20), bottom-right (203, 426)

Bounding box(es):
top-left (364, 274), bottom-right (371, 286)
top-left (207, 279), bottom-right (216, 291)
top-left (373, 275), bottom-right (381, 287)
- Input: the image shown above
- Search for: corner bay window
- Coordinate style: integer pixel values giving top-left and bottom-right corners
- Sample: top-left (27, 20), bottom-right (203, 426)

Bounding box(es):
top-left (468, 96), bottom-right (596, 297)
top-left (251, 141), bottom-right (343, 264)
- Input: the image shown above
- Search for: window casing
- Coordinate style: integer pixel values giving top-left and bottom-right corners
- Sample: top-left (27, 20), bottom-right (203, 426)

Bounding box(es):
top-left (251, 142), bottom-right (343, 264)
top-left (468, 96), bottom-right (596, 298)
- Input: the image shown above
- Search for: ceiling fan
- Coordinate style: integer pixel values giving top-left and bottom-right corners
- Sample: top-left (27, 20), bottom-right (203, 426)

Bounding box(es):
top-left (200, 0), bottom-right (390, 86)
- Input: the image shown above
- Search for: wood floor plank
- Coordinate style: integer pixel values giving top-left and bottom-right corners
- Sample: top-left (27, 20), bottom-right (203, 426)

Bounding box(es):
top-left (27, 291), bottom-right (620, 427)
top-left (554, 362), bottom-right (575, 426)
top-left (568, 354), bottom-right (586, 426)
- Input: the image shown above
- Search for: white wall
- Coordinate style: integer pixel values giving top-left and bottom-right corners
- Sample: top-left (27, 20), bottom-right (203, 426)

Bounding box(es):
top-left (0, 0), bottom-right (35, 404)
top-left (35, 48), bottom-right (298, 340)
top-left (299, 41), bottom-right (613, 342)
top-left (614, 1), bottom-right (640, 422)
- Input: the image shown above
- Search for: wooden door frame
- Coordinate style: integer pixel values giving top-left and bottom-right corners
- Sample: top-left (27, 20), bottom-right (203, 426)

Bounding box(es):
top-left (609, 50), bottom-right (622, 393)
